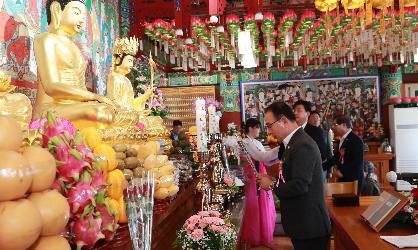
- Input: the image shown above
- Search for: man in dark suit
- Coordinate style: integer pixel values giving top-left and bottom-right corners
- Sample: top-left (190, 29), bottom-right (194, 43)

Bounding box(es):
top-left (257, 102), bottom-right (331, 250)
top-left (293, 100), bottom-right (332, 181)
top-left (169, 120), bottom-right (183, 141)
top-left (330, 115), bottom-right (365, 192)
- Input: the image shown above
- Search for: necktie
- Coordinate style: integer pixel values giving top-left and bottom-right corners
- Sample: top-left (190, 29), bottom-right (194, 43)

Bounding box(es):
top-left (278, 143), bottom-right (285, 160)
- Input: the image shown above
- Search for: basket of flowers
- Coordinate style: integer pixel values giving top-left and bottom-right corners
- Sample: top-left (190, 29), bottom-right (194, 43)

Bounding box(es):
top-left (173, 210), bottom-right (237, 250)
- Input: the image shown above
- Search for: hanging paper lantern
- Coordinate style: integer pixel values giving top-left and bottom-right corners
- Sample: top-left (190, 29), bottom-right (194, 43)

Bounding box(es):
top-left (244, 13), bottom-right (256, 30)
top-left (278, 10), bottom-right (297, 33)
top-left (226, 14), bottom-right (240, 28)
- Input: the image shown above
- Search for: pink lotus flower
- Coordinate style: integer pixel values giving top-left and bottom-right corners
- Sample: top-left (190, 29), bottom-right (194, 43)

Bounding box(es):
top-left (137, 122), bottom-right (145, 130)
top-left (29, 118), bottom-right (47, 130)
top-left (191, 229), bottom-right (204, 240)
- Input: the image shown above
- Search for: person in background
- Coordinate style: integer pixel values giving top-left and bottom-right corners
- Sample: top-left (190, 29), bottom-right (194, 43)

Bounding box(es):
top-left (256, 102), bottom-right (331, 250)
top-left (170, 120), bottom-right (183, 141)
top-left (329, 115), bottom-right (365, 193)
top-left (241, 118), bottom-right (279, 248)
top-left (293, 100), bottom-right (331, 182)
top-left (308, 110), bottom-right (321, 127)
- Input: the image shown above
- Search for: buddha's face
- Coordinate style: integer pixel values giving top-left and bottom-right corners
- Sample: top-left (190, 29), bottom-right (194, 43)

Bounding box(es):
top-left (117, 55), bottom-right (134, 74)
top-left (58, 1), bottom-right (86, 35)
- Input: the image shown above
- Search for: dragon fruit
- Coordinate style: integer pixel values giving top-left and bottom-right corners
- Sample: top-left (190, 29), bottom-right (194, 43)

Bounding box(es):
top-left (91, 169), bottom-right (106, 190)
top-left (55, 143), bottom-right (87, 183)
top-left (67, 173), bottom-right (96, 215)
top-left (96, 203), bottom-right (117, 241)
top-left (51, 177), bottom-right (68, 195)
top-left (71, 213), bottom-right (105, 250)
top-left (42, 113), bottom-right (76, 147)
top-left (37, 112), bottom-right (117, 249)
top-left (74, 143), bottom-right (95, 165)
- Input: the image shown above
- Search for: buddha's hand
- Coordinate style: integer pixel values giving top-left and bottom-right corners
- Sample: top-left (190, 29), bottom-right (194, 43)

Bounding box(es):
top-left (96, 95), bottom-right (117, 109)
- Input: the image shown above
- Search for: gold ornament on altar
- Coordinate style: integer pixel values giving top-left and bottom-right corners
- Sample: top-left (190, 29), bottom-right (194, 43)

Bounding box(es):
top-left (0, 72), bottom-right (32, 131)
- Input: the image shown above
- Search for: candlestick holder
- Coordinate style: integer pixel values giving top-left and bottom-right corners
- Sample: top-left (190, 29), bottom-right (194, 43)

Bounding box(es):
top-left (196, 151), bottom-right (211, 193)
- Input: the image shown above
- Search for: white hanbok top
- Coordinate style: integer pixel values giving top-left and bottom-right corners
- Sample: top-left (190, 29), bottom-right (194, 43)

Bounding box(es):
top-left (242, 136), bottom-right (280, 166)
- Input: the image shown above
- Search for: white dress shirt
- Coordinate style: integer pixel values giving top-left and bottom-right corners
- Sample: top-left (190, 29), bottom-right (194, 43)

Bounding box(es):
top-left (242, 136), bottom-right (280, 165)
top-left (282, 127), bottom-right (300, 148)
top-left (301, 120), bottom-right (308, 129)
top-left (339, 129), bottom-right (352, 149)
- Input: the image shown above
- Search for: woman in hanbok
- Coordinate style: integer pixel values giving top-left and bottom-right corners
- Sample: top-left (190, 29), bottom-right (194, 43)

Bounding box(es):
top-left (241, 118), bottom-right (280, 247)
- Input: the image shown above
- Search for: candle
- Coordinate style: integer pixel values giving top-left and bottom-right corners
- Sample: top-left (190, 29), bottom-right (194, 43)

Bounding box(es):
top-left (208, 104), bottom-right (216, 134)
top-left (195, 98), bottom-right (208, 152)
top-left (214, 115), bottom-right (220, 134)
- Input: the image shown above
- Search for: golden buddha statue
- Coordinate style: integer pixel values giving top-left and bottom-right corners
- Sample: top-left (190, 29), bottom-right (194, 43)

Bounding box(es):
top-left (104, 38), bottom-right (166, 142)
top-left (106, 37), bottom-right (153, 116)
top-left (33, 0), bottom-right (138, 128)
top-left (0, 72), bottom-right (32, 131)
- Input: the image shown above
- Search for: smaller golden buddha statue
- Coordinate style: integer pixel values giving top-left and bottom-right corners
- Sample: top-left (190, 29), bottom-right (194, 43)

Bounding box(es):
top-left (106, 37), bottom-right (153, 117)
top-left (104, 39), bottom-right (166, 141)
top-left (0, 72), bottom-right (32, 131)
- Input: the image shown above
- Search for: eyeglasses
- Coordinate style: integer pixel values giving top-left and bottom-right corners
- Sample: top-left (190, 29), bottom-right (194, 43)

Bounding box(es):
top-left (265, 115), bottom-right (283, 129)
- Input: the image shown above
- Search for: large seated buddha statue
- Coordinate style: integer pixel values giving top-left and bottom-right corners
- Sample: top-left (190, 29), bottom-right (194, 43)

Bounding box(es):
top-left (32, 0), bottom-right (138, 129)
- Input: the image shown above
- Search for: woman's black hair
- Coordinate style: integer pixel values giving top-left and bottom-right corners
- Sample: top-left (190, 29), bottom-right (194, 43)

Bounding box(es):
top-left (244, 118), bottom-right (261, 133)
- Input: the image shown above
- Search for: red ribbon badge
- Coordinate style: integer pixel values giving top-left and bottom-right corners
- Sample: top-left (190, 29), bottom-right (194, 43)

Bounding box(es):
top-left (276, 160), bottom-right (285, 187)
top-left (339, 148), bottom-right (345, 165)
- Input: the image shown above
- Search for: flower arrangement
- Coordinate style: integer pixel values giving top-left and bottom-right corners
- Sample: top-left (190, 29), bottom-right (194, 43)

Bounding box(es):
top-left (174, 210), bottom-right (237, 250)
top-left (393, 188), bottom-right (418, 226)
top-left (223, 173), bottom-right (240, 197)
top-left (30, 113), bottom-right (118, 249)
top-left (130, 56), bottom-right (169, 119)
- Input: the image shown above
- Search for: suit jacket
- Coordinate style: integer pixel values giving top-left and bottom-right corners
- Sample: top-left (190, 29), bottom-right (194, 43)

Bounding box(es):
top-left (169, 130), bottom-right (178, 141)
top-left (274, 128), bottom-right (331, 239)
top-left (304, 124), bottom-right (332, 170)
top-left (332, 131), bottom-right (365, 192)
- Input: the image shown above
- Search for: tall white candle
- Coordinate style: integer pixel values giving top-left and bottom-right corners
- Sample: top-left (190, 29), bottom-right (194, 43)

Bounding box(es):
top-left (214, 115), bottom-right (220, 133)
top-left (208, 104), bottom-right (216, 134)
top-left (195, 98), bottom-right (208, 152)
